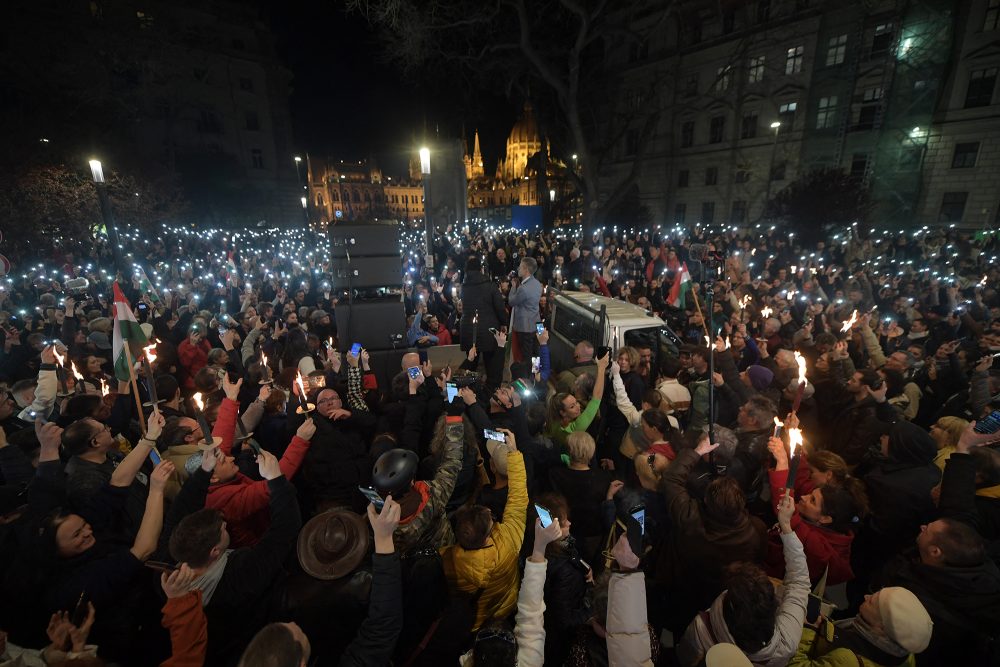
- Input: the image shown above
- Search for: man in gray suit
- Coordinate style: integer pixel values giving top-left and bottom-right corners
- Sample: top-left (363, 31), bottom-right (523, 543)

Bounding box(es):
top-left (508, 256), bottom-right (543, 365)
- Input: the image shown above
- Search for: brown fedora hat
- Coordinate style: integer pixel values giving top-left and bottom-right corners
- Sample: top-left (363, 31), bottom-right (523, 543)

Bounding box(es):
top-left (297, 508), bottom-right (370, 580)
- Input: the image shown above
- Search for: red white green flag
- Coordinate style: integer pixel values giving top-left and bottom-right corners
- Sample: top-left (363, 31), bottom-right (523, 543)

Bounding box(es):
top-left (668, 262), bottom-right (691, 309)
top-left (112, 282), bottom-right (148, 382)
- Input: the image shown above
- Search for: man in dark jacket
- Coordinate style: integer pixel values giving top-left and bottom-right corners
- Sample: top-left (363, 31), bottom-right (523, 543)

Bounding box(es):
top-left (459, 257), bottom-right (507, 389)
top-left (654, 436), bottom-right (768, 634)
top-left (168, 448), bottom-right (302, 667)
top-left (816, 357), bottom-right (897, 467)
top-left (236, 498), bottom-right (403, 667)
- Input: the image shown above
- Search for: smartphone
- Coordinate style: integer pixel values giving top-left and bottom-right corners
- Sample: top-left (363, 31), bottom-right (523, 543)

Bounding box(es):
top-left (28, 410), bottom-right (46, 425)
top-left (626, 512), bottom-right (643, 556)
top-left (535, 503), bottom-right (553, 528)
top-left (536, 322), bottom-right (545, 336)
top-left (806, 593), bottom-right (823, 625)
top-left (596, 345), bottom-right (612, 361)
top-left (418, 349), bottom-right (428, 364)
top-left (484, 428), bottom-right (505, 442)
top-left (246, 440), bottom-right (263, 456)
top-left (148, 448), bottom-right (162, 466)
top-left (630, 505), bottom-right (646, 536)
top-left (144, 560), bottom-right (178, 573)
top-left (488, 327), bottom-right (499, 336)
top-left (70, 592), bottom-right (89, 626)
top-left (531, 356), bottom-right (541, 374)
top-left (350, 342), bottom-right (362, 357)
top-left (407, 366), bottom-right (422, 380)
top-left (359, 486), bottom-right (385, 511)
top-left (446, 381), bottom-right (458, 403)
top-left (138, 303), bottom-right (148, 311)
top-left (217, 326), bottom-right (227, 337)
top-left (974, 409), bottom-right (1000, 435)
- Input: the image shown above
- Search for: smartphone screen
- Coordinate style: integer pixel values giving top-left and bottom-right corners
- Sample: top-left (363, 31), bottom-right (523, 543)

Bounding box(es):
top-left (359, 486), bottom-right (385, 511)
top-left (446, 381), bottom-right (458, 403)
top-left (630, 507), bottom-right (646, 536)
top-left (536, 322), bottom-right (545, 335)
top-left (531, 356), bottom-right (541, 374)
top-left (148, 448), bottom-right (162, 466)
top-left (418, 349), bottom-right (428, 364)
top-left (974, 410), bottom-right (1000, 435)
top-left (535, 503), bottom-right (552, 528)
top-left (144, 560), bottom-right (178, 573)
top-left (484, 428), bottom-right (505, 442)
top-left (350, 342), bottom-right (362, 357)
top-left (407, 366), bottom-right (422, 380)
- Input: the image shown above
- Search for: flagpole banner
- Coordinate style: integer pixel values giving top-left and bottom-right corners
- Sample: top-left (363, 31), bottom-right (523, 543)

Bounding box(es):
top-left (669, 262), bottom-right (691, 309)
top-left (112, 282), bottom-right (149, 382)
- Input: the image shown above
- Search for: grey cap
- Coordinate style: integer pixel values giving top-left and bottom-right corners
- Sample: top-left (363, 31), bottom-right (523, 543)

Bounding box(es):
top-left (87, 331), bottom-right (112, 350)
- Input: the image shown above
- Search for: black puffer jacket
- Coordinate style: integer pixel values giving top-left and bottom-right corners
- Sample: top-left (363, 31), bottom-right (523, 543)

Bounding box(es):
top-left (459, 271), bottom-right (506, 353)
top-left (296, 410), bottom-right (377, 513)
top-left (544, 538), bottom-right (591, 666)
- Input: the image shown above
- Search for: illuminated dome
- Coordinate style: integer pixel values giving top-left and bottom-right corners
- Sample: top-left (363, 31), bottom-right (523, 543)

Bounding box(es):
top-left (496, 102), bottom-right (543, 182)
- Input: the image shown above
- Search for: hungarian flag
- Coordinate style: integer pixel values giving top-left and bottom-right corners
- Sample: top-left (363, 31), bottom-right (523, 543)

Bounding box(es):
top-left (668, 262), bottom-right (691, 309)
top-left (112, 282), bottom-right (148, 382)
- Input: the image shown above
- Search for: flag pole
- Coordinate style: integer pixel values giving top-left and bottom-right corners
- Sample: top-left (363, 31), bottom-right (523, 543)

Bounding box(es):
top-left (123, 340), bottom-right (147, 434)
top-left (690, 288), bottom-right (711, 340)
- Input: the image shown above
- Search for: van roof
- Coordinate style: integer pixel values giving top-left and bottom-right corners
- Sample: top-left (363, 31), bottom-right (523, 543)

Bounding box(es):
top-left (555, 291), bottom-right (665, 328)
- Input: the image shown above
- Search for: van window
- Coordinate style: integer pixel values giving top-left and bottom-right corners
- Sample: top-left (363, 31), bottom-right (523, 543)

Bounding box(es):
top-left (553, 303), bottom-right (601, 348)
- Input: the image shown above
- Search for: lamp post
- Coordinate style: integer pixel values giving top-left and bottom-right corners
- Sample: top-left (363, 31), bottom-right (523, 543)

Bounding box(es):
top-left (419, 147), bottom-right (433, 269)
top-left (89, 160), bottom-right (123, 276)
top-left (762, 121), bottom-right (782, 221)
top-left (294, 156), bottom-right (310, 226)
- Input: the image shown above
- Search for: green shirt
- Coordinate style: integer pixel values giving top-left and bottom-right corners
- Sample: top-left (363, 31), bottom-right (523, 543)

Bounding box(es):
top-left (548, 396), bottom-right (602, 450)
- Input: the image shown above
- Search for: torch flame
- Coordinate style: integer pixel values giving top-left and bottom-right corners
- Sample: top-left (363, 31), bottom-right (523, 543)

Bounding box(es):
top-left (724, 336), bottom-right (731, 350)
top-left (192, 392), bottom-right (205, 411)
top-left (70, 361), bottom-right (84, 381)
top-left (794, 350), bottom-right (807, 384)
top-left (296, 371), bottom-right (308, 399)
top-left (327, 337), bottom-right (333, 348)
top-left (840, 309), bottom-right (859, 333)
top-left (52, 348), bottom-right (65, 367)
top-left (774, 416), bottom-right (784, 428)
top-left (739, 294), bottom-right (752, 309)
top-left (760, 306), bottom-right (773, 318)
top-left (100, 378), bottom-right (109, 396)
top-left (261, 352), bottom-right (268, 367)
top-left (143, 342), bottom-right (157, 364)
top-left (788, 427), bottom-right (803, 458)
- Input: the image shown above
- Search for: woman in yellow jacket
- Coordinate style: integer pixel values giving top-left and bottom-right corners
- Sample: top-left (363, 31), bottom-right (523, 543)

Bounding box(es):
top-left (440, 427), bottom-right (528, 631)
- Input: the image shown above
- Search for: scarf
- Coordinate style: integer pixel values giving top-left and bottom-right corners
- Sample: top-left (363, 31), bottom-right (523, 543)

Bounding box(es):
top-left (841, 616), bottom-right (909, 659)
top-left (190, 549), bottom-right (233, 605)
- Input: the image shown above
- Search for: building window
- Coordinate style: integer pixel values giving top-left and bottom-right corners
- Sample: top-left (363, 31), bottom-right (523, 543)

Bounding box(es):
top-left (705, 167), bottom-right (719, 185)
top-left (239, 77), bottom-right (254, 92)
top-left (939, 192), bottom-right (968, 222)
top-left (952, 142), bottom-right (980, 168)
top-left (722, 10), bottom-right (735, 34)
top-left (815, 96), bottom-right (838, 129)
top-left (136, 10), bottom-right (154, 29)
top-left (250, 148), bottom-right (264, 169)
top-left (871, 23), bottom-right (894, 58)
top-left (715, 66), bottom-right (731, 92)
top-left (684, 74), bottom-right (698, 97)
top-left (678, 169), bottom-right (690, 187)
top-left (778, 102), bottom-right (797, 131)
top-left (756, 0), bottom-right (770, 24)
top-left (701, 201), bottom-right (715, 223)
top-left (986, 0), bottom-right (1000, 31)
top-left (965, 68), bottom-right (997, 108)
top-left (244, 111), bottom-right (260, 131)
top-left (826, 34), bottom-right (847, 66)
top-left (731, 200), bottom-right (748, 223)
top-left (741, 111), bottom-right (759, 139)
top-left (197, 109), bottom-right (222, 134)
top-left (674, 203), bottom-right (686, 223)
top-left (748, 56), bottom-right (765, 83)
top-left (735, 170), bottom-right (751, 183)
top-left (316, 193), bottom-right (324, 207)
top-left (690, 20), bottom-right (703, 45)
top-left (624, 128), bottom-right (639, 156)
top-left (850, 153), bottom-right (869, 180)
top-left (785, 45), bottom-right (804, 74)
top-left (771, 162), bottom-right (786, 181)
top-left (709, 116), bottom-right (725, 143)
top-left (681, 121), bottom-right (695, 148)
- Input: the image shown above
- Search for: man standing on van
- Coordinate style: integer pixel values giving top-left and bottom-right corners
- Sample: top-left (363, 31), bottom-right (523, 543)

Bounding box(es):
top-left (508, 257), bottom-right (542, 364)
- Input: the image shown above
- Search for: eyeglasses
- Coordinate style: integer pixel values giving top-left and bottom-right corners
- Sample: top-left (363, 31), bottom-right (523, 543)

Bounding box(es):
top-left (317, 396), bottom-right (342, 405)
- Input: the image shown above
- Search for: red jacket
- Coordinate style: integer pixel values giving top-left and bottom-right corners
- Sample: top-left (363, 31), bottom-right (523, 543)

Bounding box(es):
top-left (765, 468), bottom-right (854, 585)
top-left (177, 338), bottom-right (211, 390)
top-left (434, 327), bottom-right (453, 346)
top-left (207, 398), bottom-right (310, 547)
top-left (160, 590), bottom-right (206, 667)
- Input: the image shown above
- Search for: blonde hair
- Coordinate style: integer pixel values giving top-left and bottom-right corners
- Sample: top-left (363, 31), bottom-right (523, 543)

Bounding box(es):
top-left (616, 345), bottom-right (640, 369)
top-left (934, 416), bottom-right (969, 449)
top-left (566, 431), bottom-right (596, 464)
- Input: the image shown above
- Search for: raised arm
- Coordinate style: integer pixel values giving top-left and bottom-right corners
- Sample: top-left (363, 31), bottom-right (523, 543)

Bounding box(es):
top-left (130, 460), bottom-right (173, 561)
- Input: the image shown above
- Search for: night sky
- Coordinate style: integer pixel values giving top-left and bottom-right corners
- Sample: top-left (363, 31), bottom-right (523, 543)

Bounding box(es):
top-left (265, 1), bottom-right (518, 177)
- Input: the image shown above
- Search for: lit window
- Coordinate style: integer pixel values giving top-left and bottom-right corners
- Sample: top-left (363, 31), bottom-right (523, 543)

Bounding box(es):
top-left (816, 96), bottom-right (838, 129)
top-left (986, 0), bottom-right (1000, 31)
top-left (785, 45), bottom-right (804, 74)
top-left (715, 66), bottom-right (731, 92)
top-left (826, 35), bottom-right (847, 66)
top-left (748, 56), bottom-right (765, 83)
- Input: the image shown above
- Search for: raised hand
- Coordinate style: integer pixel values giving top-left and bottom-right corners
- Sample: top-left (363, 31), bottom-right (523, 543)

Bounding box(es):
top-left (296, 417), bottom-right (317, 441)
top-left (161, 563), bottom-right (197, 599)
top-left (223, 375), bottom-right (243, 401)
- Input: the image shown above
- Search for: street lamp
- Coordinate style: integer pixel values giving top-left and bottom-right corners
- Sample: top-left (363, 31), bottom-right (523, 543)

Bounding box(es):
top-left (419, 147), bottom-right (434, 269)
top-left (763, 122), bottom-right (782, 220)
top-left (88, 159), bottom-right (123, 275)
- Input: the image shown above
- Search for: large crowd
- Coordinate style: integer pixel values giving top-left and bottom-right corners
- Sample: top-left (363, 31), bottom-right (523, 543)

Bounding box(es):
top-left (0, 218), bottom-right (999, 667)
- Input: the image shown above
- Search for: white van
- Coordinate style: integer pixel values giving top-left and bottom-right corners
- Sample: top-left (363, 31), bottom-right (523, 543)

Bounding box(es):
top-left (547, 290), bottom-right (681, 371)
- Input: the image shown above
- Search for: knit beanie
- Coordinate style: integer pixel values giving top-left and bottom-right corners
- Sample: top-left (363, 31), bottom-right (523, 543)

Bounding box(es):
top-left (746, 365), bottom-right (774, 391)
top-left (878, 587), bottom-right (933, 654)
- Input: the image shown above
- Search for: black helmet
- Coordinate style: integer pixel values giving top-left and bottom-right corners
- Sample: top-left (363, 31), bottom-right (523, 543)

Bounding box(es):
top-left (372, 448), bottom-right (418, 497)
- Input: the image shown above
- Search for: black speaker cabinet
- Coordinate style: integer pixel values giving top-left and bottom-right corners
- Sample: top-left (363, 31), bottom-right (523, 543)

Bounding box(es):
top-left (329, 224), bottom-right (400, 259)
top-left (335, 300), bottom-right (408, 352)
top-left (330, 256), bottom-right (402, 290)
